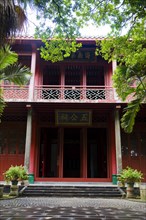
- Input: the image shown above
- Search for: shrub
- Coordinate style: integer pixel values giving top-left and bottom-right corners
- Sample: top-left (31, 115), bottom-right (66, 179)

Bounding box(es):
top-left (118, 166), bottom-right (143, 184)
top-left (3, 165), bottom-right (28, 183)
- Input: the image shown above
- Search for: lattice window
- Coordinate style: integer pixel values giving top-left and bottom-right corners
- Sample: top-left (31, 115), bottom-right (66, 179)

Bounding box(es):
top-left (65, 65), bottom-right (81, 85)
top-left (43, 66), bottom-right (60, 85)
top-left (86, 66), bottom-right (104, 86)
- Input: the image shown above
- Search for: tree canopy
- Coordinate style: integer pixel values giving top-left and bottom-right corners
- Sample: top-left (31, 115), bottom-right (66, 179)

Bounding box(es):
top-left (32, 0), bottom-right (146, 133)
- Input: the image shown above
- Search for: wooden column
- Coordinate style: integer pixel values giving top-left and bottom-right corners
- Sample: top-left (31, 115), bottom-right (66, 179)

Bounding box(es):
top-left (115, 108), bottom-right (122, 173)
top-left (29, 45), bottom-right (37, 101)
top-left (29, 113), bottom-right (37, 174)
top-left (109, 112), bottom-right (117, 176)
top-left (61, 66), bottom-right (65, 99)
top-left (82, 66), bottom-right (86, 100)
top-left (59, 127), bottom-right (64, 178)
top-left (82, 128), bottom-right (87, 178)
top-left (24, 45), bottom-right (37, 172)
top-left (112, 60), bottom-right (119, 100)
top-left (24, 106), bottom-right (32, 171)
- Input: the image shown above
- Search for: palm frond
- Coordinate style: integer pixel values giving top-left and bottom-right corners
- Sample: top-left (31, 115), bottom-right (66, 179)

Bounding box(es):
top-left (0, 1), bottom-right (27, 46)
top-left (0, 63), bottom-right (31, 85)
top-left (14, 5), bottom-right (27, 31)
top-left (0, 45), bottom-right (18, 70)
top-left (0, 0), bottom-right (17, 46)
top-left (121, 98), bottom-right (141, 133)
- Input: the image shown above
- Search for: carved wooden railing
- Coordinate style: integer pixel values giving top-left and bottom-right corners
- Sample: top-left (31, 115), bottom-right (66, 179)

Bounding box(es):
top-left (34, 85), bottom-right (115, 103)
top-left (2, 85), bottom-right (29, 101)
top-left (2, 85), bottom-right (116, 102)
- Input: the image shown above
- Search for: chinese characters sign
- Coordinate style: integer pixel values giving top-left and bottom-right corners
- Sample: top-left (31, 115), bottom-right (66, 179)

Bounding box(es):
top-left (67, 50), bottom-right (95, 61)
top-left (56, 111), bottom-right (92, 125)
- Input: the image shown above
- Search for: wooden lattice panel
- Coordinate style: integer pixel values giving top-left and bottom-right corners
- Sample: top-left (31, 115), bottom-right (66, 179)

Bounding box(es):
top-left (35, 86), bottom-right (115, 103)
top-left (3, 86), bottom-right (29, 101)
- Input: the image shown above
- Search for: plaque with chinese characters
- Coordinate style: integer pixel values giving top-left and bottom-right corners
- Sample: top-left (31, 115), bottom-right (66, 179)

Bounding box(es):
top-left (56, 110), bottom-right (92, 125)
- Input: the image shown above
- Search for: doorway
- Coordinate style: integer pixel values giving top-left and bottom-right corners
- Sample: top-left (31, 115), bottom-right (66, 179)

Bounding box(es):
top-left (63, 128), bottom-right (81, 177)
top-left (39, 128), bottom-right (59, 177)
top-left (87, 128), bottom-right (107, 178)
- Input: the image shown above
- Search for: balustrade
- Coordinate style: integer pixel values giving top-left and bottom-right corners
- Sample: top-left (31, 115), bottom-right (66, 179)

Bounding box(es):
top-left (34, 85), bottom-right (115, 102)
top-left (2, 85), bottom-right (29, 101)
top-left (2, 85), bottom-right (115, 102)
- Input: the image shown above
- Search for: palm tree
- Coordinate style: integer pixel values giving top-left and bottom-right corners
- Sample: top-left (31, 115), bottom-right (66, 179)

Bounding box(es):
top-left (0, 45), bottom-right (31, 118)
top-left (0, 0), bottom-right (29, 46)
top-left (0, 1), bottom-right (32, 118)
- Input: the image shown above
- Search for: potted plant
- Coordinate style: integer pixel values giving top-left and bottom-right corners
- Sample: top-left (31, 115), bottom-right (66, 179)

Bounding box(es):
top-left (117, 175), bottom-right (125, 187)
top-left (19, 166), bottom-right (29, 185)
top-left (118, 166), bottom-right (143, 198)
top-left (3, 165), bottom-right (28, 196)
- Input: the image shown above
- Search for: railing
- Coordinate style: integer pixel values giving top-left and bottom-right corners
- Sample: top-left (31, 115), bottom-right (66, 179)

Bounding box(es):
top-left (1, 85), bottom-right (29, 101)
top-left (1, 85), bottom-right (116, 103)
top-left (34, 85), bottom-right (115, 103)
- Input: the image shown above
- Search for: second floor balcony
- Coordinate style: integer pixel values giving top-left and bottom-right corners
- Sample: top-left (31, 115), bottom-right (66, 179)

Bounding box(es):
top-left (2, 85), bottom-right (116, 103)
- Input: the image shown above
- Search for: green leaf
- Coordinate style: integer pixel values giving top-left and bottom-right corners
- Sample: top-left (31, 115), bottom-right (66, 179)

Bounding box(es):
top-left (0, 45), bottom-right (18, 70)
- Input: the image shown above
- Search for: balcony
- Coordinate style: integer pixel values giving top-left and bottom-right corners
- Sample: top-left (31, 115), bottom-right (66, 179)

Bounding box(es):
top-left (2, 85), bottom-right (116, 103)
top-left (2, 85), bottom-right (29, 102)
top-left (34, 85), bottom-right (115, 103)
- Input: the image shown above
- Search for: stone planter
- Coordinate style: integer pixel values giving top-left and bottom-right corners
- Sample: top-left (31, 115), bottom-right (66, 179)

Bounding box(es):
top-left (126, 182), bottom-right (135, 198)
top-left (0, 184), bottom-right (4, 198)
top-left (9, 185), bottom-right (19, 196)
top-left (140, 185), bottom-right (146, 201)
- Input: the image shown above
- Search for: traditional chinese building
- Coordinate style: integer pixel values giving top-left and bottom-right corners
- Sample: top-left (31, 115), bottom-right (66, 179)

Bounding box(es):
top-left (0, 37), bottom-right (146, 182)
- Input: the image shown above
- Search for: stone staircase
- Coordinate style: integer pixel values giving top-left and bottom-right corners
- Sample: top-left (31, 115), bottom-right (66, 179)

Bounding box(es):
top-left (20, 185), bottom-right (124, 198)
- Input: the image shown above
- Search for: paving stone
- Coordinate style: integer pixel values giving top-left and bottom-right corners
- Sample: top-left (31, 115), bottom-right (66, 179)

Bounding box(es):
top-left (0, 197), bottom-right (146, 219)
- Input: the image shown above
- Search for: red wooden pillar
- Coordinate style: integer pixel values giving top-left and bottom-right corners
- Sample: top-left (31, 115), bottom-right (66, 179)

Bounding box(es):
top-left (61, 66), bottom-right (65, 99)
top-left (59, 127), bottom-right (64, 178)
top-left (29, 112), bottom-right (37, 174)
top-left (82, 66), bottom-right (86, 99)
top-left (109, 112), bottom-right (117, 176)
top-left (82, 128), bottom-right (87, 178)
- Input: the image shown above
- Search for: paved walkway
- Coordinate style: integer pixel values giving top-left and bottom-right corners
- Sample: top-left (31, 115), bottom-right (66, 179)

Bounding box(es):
top-left (0, 197), bottom-right (146, 219)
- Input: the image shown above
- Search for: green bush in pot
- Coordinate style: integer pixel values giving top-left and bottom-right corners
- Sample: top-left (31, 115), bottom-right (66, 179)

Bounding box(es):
top-left (118, 166), bottom-right (143, 198)
top-left (3, 165), bottom-right (28, 185)
top-left (118, 166), bottom-right (143, 184)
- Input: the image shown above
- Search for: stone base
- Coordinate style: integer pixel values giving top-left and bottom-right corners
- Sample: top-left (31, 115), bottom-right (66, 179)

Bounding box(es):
top-left (9, 185), bottom-right (19, 196)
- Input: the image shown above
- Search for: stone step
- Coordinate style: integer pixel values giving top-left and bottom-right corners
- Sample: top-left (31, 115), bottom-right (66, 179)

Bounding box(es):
top-left (21, 186), bottom-right (123, 198)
